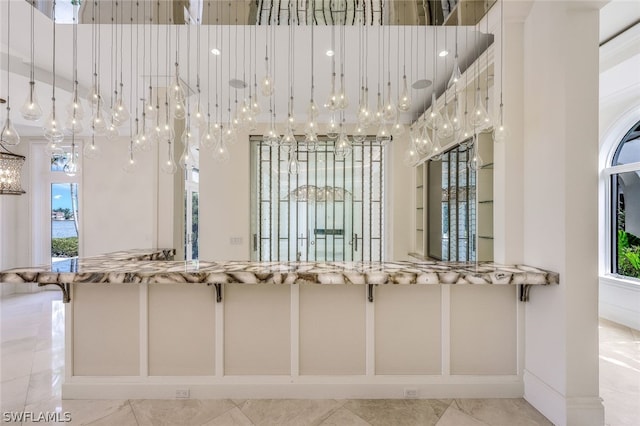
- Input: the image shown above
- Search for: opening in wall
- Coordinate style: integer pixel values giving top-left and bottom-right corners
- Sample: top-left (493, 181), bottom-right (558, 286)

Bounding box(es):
top-left (250, 138), bottom-right (385, 262)
top-left (32, 143), bottom-right (82, 269)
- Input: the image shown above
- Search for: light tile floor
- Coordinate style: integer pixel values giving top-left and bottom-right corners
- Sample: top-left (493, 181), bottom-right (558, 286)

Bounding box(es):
top-left (0, 291), bottom-right (635, 425)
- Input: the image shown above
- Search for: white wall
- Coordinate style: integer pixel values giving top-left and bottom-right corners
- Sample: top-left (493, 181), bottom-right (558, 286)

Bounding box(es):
top-left (82, 136), bottom-right (158, 256)
top-left (521, 2), bottom-right (603, 425)
top-left (598, 22), bottom-right (640, 330)
top-left (199, 127), bottom-right (252, 260)
top-left (0, 142), bottom-right (30, 297)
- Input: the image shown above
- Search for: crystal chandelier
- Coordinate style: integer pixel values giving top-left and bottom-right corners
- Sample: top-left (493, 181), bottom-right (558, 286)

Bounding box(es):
top-left (0, 144), bottom-right (26, 195)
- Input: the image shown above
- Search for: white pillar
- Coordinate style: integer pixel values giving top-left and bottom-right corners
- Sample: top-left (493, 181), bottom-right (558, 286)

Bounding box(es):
top-left (521, 2), bottom-right (604, 425)
top-left (493, 3), bottom-right (526, 264)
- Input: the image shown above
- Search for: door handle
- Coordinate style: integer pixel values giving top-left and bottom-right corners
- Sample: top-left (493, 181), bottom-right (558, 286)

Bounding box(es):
top-left (354, 233), bottom-right (358, 252)
top-left (253, 234), bottom-right (258, 252)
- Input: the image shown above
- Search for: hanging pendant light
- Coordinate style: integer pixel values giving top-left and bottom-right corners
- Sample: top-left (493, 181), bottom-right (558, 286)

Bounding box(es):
top-left (493, 103), bottom-right (509, 142)
top-left (179, 137), bottom-right (193, 170)
top-left (281, 127), bottom-right (296, 153)
top-left (0, 113), bottom-right (20, 148)
top-left (397, 24), bottom-right (412, 112)
top-left (20, 0), bottom-right (42, 121)
top-left (376, 122), bottom-right (392, 145)
top-left (415, 126), bottom-right (432, 156)
top-left (132, 3), bottom-right (151, 155)
top-left (43, 0), bottom-right (63, 146)
top-left (261, 26), bottom-right (274, 96)
top-left (426, 27), bottom-right (442, 130)
top-left (353, 122), bottom-right (367, 143)
top-left (172, 32), bottom-right (186, 103)
top-left (325, 26), bottom-right (338, 111)
top-left (144, 87), bottom-right (156, 121)
top-left (212, 123), bottom-right (230, 163)
top-left (123, 141), bottom-right (138, 174)
top-left (470, 87), bottom-right (490, 128)
top-left (288, 150), bottom-right (300, 175)
top-left (0, 2), bottom-right (25, 197)
top-left (200, 121), bottom-right (216, 150)
top-left (358, 87), bottom-right (372, 127)
top-left (468, 135), bottom-right (484, 171)
top-left (305, 18), bottom-right (319, 152)
top-left (482, 13), bottom-right (493, 130)
top-left (431, 127), bottom-right (442, 157)
top-left (65, 1), bottom-right (83, 135)
top-left (285, 14), bottom-right (297, 133)
top-left (382, 26), bottom-right (396, 122)
top-left (425, 92), bottom-right (443, 130)
top-left (112, 1), bottom-right (130, 126)
top-left (397, 75), bottom-right (411, 112)
top-left (125, 0), bottom-right (140, 178)
top-left (63, 137), bottom-right (81, 177)
top-left (403, 133), bottom-right (420, 167)
top-left (392, 117), bottom-right (405, 137)
top-left (263, 103), bottom-right (280, 147)
top-left (334, 123), bottom-right (352, 160)
top-left (326, 115), bottom-right (339, 139)
top-left (304, 132), bottom-right (319, 152)
top-left (161, 138), bottom-right (178, 174)
top-left (374, 90), bottom-right (384, 124)
top-left (448, 27), bottom-right (462, 91)
top-left (494, 0), bottom-right (508, 143)
top-left (83, 133), bottom-right (101, 159)
top-left (451, 93), bottom-right (463, 134)
top-left (212, 139), bottom-right (230, 163)
top-left (437, 91), bottom-right (454, 139)
top-left (336, 25), bottom-right (348, 110)
top-left (383, 81), bottom-right (397, 122)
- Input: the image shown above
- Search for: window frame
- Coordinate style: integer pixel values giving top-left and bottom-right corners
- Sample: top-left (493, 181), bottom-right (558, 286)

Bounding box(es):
top-left (602, 119), bottom-right (640, 283)
top-left (30, 141), bottom-right (83, 266)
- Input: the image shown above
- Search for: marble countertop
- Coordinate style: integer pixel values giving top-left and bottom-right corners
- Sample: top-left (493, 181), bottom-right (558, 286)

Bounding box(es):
top-left (0, 249), bottom-right (559, 286)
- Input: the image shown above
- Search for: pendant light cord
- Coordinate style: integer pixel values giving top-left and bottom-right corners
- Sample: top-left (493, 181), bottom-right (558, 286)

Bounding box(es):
top-left (207, 1), bottom-right (211, 118)
top-left (310, 5), bottom-right (314, 103)
top-left (52, 0), bottom-right (57, 114)
top-left (500, 0), bottom-right (504, 111)
top-left (6, 0), bottom-right (11, 109)
top-left (30, 0), bottom-right (35, 83)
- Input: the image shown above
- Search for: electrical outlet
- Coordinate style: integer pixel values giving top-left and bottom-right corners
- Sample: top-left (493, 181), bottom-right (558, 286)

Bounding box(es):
top-left (403, 388), bottom-right (418, 399)
top-left (175, 389), bottom-right (190, 399)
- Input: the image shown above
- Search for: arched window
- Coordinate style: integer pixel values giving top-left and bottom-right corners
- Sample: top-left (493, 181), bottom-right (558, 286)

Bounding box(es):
top-left (608, 120), bottom-right (640, 279)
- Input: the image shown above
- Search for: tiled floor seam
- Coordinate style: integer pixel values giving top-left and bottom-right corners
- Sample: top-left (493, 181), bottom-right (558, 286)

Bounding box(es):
top-left (203, 402), bottom-right (243, 426)
top-left (126, 400), bottom-right (141, 426)
top-left (310, 399), bottom-right (350, 426)
top-left (339, 405), bottom-right (373, 426)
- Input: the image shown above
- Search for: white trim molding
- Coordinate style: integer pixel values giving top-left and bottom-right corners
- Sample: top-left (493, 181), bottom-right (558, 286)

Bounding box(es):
top-left (599, 275), bottom-right (640, 330)
top-left (524, 370), bottom-right (605, 426)
top-left (62, 375), bottom-right (524, 400)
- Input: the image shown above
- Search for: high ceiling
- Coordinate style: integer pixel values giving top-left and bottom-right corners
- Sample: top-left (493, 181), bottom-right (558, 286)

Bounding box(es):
top-left (1, 0), bottom-right (494, 137)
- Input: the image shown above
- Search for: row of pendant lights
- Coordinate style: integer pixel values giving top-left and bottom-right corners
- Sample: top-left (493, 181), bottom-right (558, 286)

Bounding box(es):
top-left (1, 0), bottom-right (508, 180)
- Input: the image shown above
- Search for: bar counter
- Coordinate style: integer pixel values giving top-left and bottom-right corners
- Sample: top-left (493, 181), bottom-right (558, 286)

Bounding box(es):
top-left (0, 248), bottom-right (558, 286)
top-left (0, 249), bottom-right (561, 400)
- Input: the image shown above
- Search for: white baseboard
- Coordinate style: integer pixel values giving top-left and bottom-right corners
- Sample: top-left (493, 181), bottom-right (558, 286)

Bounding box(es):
top-left (62, 375), bottom-right (524, 400)
top-left (600, 302), bottom-right (640, 330)
top-left (599, 277), bottom-right (640, 330)
top-left (524, 370), bottom-right (604, 426)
